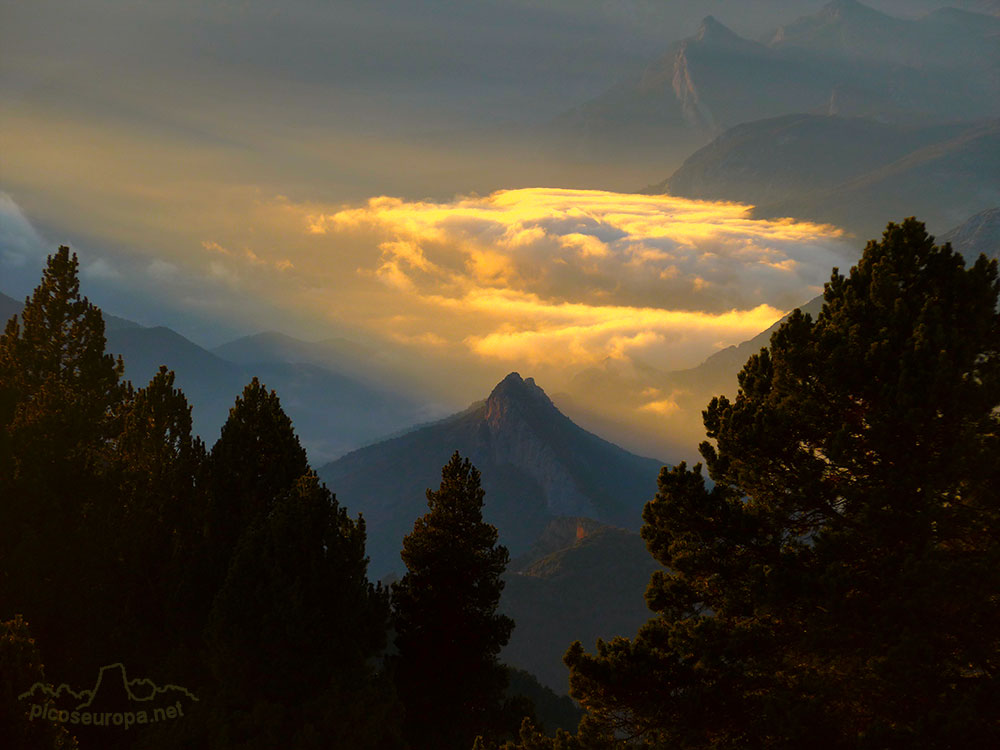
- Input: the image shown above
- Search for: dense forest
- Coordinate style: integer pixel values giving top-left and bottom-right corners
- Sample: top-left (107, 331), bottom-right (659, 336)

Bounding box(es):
top-left (2, 218), bottom-right (999, 749)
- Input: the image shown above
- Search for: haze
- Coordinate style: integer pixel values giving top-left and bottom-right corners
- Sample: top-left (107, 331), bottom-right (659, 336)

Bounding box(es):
top-left (2, 0), bottom-right (994, 452)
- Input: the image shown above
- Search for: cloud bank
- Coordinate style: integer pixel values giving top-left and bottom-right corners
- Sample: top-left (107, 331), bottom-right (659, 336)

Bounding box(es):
top-left (303, 188), bottom-right (848, 372)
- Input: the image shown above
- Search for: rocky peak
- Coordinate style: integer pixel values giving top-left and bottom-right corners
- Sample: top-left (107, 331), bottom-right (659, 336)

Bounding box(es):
top-left (486, 372), bottom-right (554, 419)
top-left (821, 0), bottom-right (865, 18)
top-left (693, 15), bottom-right (743, 45)
top-left (480, 375), bottom-right (599, 519)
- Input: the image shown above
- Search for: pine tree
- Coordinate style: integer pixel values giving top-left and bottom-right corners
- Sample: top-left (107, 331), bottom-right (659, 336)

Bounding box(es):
top-left (203, 376), bottom-right (310, 596)
top-left (392, 452), bottom-right (515, 750)
top-left (203, 472), bottom-right (398, 749)
top-left (0, 616), bottom-right (77, 750)
top-left (565, 219), bottom-right (1000, 748)
top-left (106, 366), bottom-right (207, 660)
top-left (0, 246), bottom-right (125, 538)
top-left (0, 246), bottom-right (127, 681)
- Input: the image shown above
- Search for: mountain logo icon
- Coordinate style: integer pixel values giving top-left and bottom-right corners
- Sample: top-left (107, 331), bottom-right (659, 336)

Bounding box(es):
top-left (18, 663), bottom-right (197, 730)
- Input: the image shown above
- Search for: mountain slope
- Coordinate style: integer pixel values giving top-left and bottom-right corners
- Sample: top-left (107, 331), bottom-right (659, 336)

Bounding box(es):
top-left (319, 372), bottom-right (663, 578)
top-left (650, 115), bottom-right (962, 204)
top-left (551, 15), bottom-right (836, 167)
top-left (1, 290), bottom-right (143, 333)
top-left (767, 0), bottom-right (914, 63)
top-left (1, 295), bottom-right (240, 437)
top-left (666, 295), bottom-right (825, 399)
top-left (755, 120), bottom-right (1000, 238)
top-left (770, 1), bottom-right (1000, 73)
top-left (559, 295), bottom-right (826, 462)
top-left (502, 520), bottom-right (659, 693)
top-left (655, 114), bottom-right (1000, 240)
top-left (2, 288), bottom-right (448, 464)
top-left (108, 326), bottom-right (430, 462)
top-left (106, 325), bottom-right (255, 445)
top-left (213, 331), bottom-right (423, 398)
top-left (941, 208), bottom-right (1000, 262)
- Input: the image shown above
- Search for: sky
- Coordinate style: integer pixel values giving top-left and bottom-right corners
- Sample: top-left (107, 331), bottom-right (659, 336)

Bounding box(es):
top-left (1, 0), bottom-right (891, 412)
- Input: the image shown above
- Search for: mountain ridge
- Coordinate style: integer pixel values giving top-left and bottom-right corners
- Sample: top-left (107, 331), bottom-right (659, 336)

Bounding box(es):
top-left (941, 208), bottom-right (1000, 262)
top-left (652, 114), bottom-right (1000, 240)
top-left (550, 0), bottom-right (1000, 172)
top-left (0, 292), bottom-right (433, 464)
top-left (319, 372), bottom-right (663, 578)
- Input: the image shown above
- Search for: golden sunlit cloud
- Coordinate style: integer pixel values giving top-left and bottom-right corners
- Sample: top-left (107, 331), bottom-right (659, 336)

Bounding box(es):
top-left (639, 398), bottom-right (682, 416)
top-left (298, 188), bottom-right (848, 371)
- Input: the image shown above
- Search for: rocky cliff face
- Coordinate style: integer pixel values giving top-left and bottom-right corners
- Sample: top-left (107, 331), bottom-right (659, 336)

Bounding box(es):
top-left (479, 373), bottom-right (598, 518)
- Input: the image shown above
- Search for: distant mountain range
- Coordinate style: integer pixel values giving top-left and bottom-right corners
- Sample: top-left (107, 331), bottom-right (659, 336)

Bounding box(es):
top-left (649, 114), bottom-right (1000, 240)
top-left (211, 330), bottom-right (437, 407)
top-left (752, 120), bottom-right (999, 240)
top-left (651, 115), bottom-right (962, 205)
top-left (1, 289), bottom-right (141, 334)
top-left (551, 0), bottom-right (1000, 173)
top-left (0, 293), bottom-right (433, 464)
top-left (767, 1), bottom-right (1000, 72)
top-left (318, 372), bottom-right (663, 579)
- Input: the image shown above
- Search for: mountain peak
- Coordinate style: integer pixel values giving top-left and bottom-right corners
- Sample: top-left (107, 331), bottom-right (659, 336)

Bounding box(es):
top-left (823, 0), bottom-right (863, 11)
top-left (694, 15), bottom-right (741, 43)
top-left (487, 372), bottom-right (552, 411)
top-left (320, 370), bottom-right (663, 578)
top-left (819, 0), bottom-right (880, 20)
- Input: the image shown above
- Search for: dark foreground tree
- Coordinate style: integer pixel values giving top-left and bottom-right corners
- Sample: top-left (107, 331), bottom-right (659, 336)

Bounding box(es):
top-left (0, 246), bottom-right (127, 681)
top-left (392, 452), bottom-right (515, 750)
top-left (202, 472), bottom-right (397, 749)
top-left (565, 219), bottom-right (1000, 748)
top-left (0, 616), bottom-right (77, 750)
top-left (104, 366), bottom-right (208, 656)
top-left (205, 376), bottom-right (310, 566)
top-left (1, 250), bottom-right (405, 749)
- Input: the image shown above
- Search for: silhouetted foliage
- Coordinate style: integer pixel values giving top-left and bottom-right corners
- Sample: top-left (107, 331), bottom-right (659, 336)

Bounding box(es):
top-left (506, 668), bottom-right (582, 735)
top-left (392, 451), bottom-right (515, 750)
top-left (203, 472), bottom-right (397, 748)
top-left (0, 246), bottom-right (127, 680)
top-left (106, 366), bottom-right (208, 656)
top-left (205, 377), bottom-right (309, 576)
top-left (0, 249), bottom-right (403, 749)
top-left (565, 219), bottom-right (1000, 748)
top-left (0, 616), bottom-right (77, 750)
